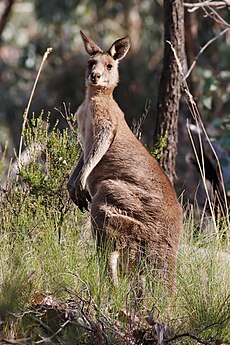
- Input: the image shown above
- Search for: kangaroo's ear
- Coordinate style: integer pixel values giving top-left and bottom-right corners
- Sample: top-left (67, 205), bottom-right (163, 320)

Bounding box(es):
top-left (108, 37), bottom-right (130, 61)
top-left (80, 30), bottom-right (102, 55)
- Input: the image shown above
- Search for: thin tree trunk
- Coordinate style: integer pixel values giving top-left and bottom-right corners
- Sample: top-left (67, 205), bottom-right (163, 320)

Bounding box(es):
top-left (123, 0), bottom-right (142, 56)
top-left (184, 10), bottom-right (198, 95)
top-left (154, 0), bottom-right (185, 184)
top-left (0, 0), bottom-right (14, 39)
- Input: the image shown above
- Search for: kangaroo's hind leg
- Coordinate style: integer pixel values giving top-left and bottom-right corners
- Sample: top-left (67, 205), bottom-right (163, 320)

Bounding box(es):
top-left (91, 202), bottom-right (146, 287)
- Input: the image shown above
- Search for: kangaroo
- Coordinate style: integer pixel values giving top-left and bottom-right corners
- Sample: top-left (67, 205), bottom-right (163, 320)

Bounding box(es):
top-left (67, 31), bottom-right (182, 287)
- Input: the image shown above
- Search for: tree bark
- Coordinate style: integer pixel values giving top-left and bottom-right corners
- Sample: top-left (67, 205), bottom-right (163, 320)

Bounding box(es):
top-left (154, 0), bottom-right (185, 184)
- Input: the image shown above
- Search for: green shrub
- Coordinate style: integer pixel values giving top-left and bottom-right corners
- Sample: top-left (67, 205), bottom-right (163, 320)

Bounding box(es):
top-left (0, 114), bottom-right (229, 344)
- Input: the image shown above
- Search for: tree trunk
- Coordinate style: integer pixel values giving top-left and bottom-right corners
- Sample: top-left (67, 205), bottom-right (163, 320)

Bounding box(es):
top-left (0, 0), bottom-right (14, 39)
top-left (154, 0), bottom-right (185, 184)
top-left (123, 0), bottom-right (142, 56)
top-left (184, 10), bottom-right (198, 95)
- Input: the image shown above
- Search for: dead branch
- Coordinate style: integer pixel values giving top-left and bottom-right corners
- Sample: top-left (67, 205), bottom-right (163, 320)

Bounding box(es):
top-left (201, 3), bottom-right (230, 27)
top-left (132, 99), bottom-right (151, 140)
top-left (31, 316), bottom-right (65, 345)
top-left (18, 47), bottom-right (52, 171)
top-left (2, 338), bottom-right (31, 344)
top-left (34, 320), bottom-right (70, 344)
top-left (167, 37), bottom-right (229, 225)
top-left (166, 331), bottom-right (215, 344)
top-left (184, 27), bottom-right (229, 80)
top-left (168, 313), bottom-right (230, 343)
top-left (184, 1), bottom-right (230, 11)
top-left (54, 102), bottom-right (78, 134)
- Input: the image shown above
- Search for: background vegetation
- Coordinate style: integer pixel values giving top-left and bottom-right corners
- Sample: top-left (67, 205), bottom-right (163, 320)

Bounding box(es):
top-left (0, 1), bottom-right (229, 344)
top-left (0, 114), bottom-right (229, 344)
top-left (0, 1), bottom-right (229, 207)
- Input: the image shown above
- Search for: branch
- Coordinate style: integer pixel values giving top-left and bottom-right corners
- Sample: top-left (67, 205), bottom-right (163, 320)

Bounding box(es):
top-left (167, 40), bottom-right (229, 226)
top-left (166, 332), bottom-right (213, 344)
top-left (201, 2), bottom-right (230, 27)
top-left (168, 317), bottom-right (230, 343)
top-left (34, 319), bottom-right (70, 344)
top-left (31, 316), bottom-right (65, 345)
top-left (184, 1), bottom-right (230, 11)
top-left (184, 27), bottom-right (229, 80)
top-left (18, 47), bottom-right (52, 170)
top-left (132, 99), bottom-right (151, 139)
top-left (3, 338), bottom-right (32, 344)
top-left (54, 102), bottom-right (78, 134)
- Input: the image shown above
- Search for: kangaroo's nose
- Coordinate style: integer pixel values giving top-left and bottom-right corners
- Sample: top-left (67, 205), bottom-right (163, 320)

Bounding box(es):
top-left (91, 71), bottom-right (101, 83)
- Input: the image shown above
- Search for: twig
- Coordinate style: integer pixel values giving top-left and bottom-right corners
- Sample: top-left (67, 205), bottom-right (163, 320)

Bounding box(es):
top-left (200, 314), bottom-right (230, 334)
top-left (18, 47), bottom-right (52, 171)
top-left (54, 102), bottom-right (77, 134)
top-left (2, 338), bottom-right (31, 344)
top-left (98, 316), bottom-right (125, 338)
top-left (167, 39), bottom-right (230, 228)
top-left (204, 5), bottom-right (230, 27)
top-left (166, 331), bottom-right (213, 344)
top-left (30, 316), bottom-right (64, 345)
top-left (132, 99), bottom-right (151, 139)
top-left (34, 319), bottom-right (70, 344)
top-left (184, 1), bottom-right (230, 11)
top-left (184, 28), bottom-right (229, 80)
top-left (166, 41), bottom-right (184, 76)
top-left (193, 107), bottom-right (229, 226)
top-left (169, 316), bottom-right (230, 344)
top-left (9, 310), bottom-right (44, 318)
top-left (185, 0), bottom-right (230, 28)
top-left (187, 121), bottom-right (218, 231)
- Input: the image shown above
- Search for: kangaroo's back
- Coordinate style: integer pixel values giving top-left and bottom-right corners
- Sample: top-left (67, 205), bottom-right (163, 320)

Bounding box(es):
top-left (67, 31), bottom-right (182, 287)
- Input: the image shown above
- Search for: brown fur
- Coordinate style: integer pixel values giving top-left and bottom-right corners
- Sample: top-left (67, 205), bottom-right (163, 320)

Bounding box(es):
top-left (67, 31), bottom-right (182, 286)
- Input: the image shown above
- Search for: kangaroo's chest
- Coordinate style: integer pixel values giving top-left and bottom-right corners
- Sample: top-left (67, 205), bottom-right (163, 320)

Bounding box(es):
top-left (77, 97), bottom-right (121, 160)
top-left (77, 102), bottom-right (94, 153)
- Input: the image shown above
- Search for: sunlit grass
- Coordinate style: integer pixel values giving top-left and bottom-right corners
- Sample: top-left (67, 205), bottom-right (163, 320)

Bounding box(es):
top-left (0, 116), bottom-right (229, 344)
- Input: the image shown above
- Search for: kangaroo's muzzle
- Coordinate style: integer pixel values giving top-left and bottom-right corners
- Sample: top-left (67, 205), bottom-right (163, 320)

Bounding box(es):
top-left (90, 71), bottom-right (101, 84)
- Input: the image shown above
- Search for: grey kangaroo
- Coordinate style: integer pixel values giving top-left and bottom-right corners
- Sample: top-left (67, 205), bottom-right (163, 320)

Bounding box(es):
top-left (67, 31), bottom-right (182, 286)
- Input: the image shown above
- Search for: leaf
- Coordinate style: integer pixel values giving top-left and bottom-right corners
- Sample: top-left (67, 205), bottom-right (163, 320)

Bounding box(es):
top-left (203, 96), bottom-right (212, 110)
top-left (219, 138), bottom-right (230, 150)
top-left (219, 158), bottom-right (230, 168)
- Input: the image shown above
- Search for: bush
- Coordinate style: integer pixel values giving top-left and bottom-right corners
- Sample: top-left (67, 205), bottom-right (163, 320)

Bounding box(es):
top-left (0, 115), bottom-right (229, 344)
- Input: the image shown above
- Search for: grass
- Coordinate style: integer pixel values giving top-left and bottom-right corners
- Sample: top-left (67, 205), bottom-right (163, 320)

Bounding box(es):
top-left (0, 114), bottom-right (229, 344)
top-left (176, 226), bottom-right (230, 342)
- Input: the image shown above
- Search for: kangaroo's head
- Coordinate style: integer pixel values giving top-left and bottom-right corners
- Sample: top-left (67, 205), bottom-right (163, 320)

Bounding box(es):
top-left (80, 31), bottom-right (130, 91)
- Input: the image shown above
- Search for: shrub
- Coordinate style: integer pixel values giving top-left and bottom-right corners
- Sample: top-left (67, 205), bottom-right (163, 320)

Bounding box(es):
top-left (0, 114), bottom-right (229, 344)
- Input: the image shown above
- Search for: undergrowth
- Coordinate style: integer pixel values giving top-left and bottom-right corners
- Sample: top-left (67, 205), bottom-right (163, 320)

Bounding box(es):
top-left (0, 114), bottom-right (229, 344)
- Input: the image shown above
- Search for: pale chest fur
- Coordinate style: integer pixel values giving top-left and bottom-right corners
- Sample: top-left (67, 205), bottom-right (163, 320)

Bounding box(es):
top-left (77, 97), bottom-right (119, 157)
top-left (76, 101), bottom-right (94, 155)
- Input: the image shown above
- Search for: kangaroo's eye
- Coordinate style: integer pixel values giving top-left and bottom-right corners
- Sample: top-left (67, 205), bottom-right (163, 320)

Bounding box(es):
top-left (88, 60), bottom-right (96, 68)
top-left (107, 64), bottom-right (113, 70)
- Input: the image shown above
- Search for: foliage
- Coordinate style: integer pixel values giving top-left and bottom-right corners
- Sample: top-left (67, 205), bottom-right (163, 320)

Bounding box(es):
top-left (151, 131), bottom-right (168, 160)
top-left (212, 116), bottom-right (230, 196)
top-left (0, 115), bottom-right (229, 344)
top-left (212, 116), bottom-right (230, 152)
top-left (1, 1), bottom-right (229, 147)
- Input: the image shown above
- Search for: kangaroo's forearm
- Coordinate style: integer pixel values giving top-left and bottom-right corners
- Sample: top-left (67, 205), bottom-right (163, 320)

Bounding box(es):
top-left (67, 152), bottom-right (84, 192)
top-left (80, 126), bottom-right (115, 189)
